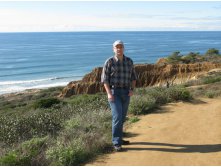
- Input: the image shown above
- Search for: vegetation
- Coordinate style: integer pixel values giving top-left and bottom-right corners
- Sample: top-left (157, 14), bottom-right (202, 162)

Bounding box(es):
top-left (129, 86), bottom-right (191, 115)
top-left (183, 67), bottom-right (221, 99)
top-left (187, 81), bottom-right (221, 99)
top-left (0, 85), bottom-right (194, 165)
top-left (205, 48), bottom-right (219, 55)
top-left (165, 48), bottom-right (221, 64)
top-left (33, 97), bottom-right (62, 109)
top-left (1, 74), bottom-right (220, 165)
top-left (0, 137), bottom-right (48, 165)
top-left (202, 75), bottom-right (221, 84)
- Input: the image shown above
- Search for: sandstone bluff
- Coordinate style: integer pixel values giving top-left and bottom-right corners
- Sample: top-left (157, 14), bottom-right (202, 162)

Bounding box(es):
top-left (59, 62), bottom-right (221, 98)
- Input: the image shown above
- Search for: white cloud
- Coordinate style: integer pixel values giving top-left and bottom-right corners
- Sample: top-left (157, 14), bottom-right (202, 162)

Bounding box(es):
top-left (0, 3), bottom-right (221, 32)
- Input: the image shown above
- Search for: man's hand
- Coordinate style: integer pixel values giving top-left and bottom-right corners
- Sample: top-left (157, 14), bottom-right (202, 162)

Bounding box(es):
top-left (108, 93), bottom-right (114, 101)
top-left (128, 90), bottom-right (134, 96)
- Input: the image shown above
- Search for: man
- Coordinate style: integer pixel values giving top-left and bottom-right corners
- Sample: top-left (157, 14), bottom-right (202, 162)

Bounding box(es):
top-left (101, 40), bottom-right (137, 151)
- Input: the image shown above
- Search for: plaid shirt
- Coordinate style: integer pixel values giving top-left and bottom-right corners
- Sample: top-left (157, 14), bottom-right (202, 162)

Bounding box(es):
top-left (101, 55), bottom-right (137, 88)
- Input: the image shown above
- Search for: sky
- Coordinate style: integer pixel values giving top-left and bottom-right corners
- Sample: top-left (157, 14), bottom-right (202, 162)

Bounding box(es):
top-left (0, 1), bottom-right (221, 32)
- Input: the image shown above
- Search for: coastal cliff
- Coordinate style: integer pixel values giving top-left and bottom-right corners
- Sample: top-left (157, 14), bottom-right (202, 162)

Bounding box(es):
top-left (59, 62), bottom-right (221, 97)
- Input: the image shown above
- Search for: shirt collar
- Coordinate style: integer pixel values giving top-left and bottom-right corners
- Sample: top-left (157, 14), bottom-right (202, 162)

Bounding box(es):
top-left (114, 55), bottom-right (125, 62)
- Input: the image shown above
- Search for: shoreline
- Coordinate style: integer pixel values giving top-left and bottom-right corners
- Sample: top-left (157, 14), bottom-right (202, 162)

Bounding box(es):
top-left (0, 88), bottom-right (43, 98)
top-left (0, 76), bottom-right (83, 97)
top-left (0, 86), bottom-right (65, 99)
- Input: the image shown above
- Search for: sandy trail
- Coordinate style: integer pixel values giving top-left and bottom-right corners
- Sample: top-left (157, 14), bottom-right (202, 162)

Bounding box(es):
top-left (86, 98), bottom-right (221, 166)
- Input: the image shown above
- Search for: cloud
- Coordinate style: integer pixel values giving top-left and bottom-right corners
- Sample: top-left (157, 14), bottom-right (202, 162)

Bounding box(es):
top-left (0, 4), bottom-right (221, 32)
top-left (212, 5), bottom-right (221, 9)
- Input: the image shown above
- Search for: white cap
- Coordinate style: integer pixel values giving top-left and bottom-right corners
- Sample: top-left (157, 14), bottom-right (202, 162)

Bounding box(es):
top-left (113, 40), bottom-right (124, 47)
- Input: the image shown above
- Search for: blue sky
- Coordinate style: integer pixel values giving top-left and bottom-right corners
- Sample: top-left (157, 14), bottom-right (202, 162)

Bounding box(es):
top-left (0, 1), bottom-right (221, 32)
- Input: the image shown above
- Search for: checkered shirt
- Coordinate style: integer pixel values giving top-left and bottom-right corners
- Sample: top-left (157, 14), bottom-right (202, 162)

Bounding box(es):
top-left (101, 55), bottom-right (137, 88)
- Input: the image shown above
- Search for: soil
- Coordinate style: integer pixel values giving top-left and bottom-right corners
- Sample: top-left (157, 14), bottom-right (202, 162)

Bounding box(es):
top-left (86, 97), bottom-right (221, 166)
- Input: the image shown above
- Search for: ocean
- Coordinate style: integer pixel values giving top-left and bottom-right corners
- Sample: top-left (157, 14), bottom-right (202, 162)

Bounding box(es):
top-left (0, 31), bottom-right (221, 95)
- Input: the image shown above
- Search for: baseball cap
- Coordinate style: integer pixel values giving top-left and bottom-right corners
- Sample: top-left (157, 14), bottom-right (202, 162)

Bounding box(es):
top-left (113, 40), bottom-right (124, 47)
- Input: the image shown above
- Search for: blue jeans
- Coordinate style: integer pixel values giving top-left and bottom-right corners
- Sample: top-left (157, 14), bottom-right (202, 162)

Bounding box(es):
top-left (108, 88), bottom-right (130, 146)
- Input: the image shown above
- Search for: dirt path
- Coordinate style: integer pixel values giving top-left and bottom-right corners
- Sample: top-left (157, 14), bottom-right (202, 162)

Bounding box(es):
top-left (86, 98), bottom-right (221, 166)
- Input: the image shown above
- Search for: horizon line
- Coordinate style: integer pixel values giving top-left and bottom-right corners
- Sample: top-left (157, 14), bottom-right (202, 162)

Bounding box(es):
top-left (1, 30), bottom-right (221, 33)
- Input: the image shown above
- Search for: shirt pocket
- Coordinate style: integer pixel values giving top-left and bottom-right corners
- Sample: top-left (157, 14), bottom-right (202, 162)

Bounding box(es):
top-left (110, 66), bottom-right (117, 77)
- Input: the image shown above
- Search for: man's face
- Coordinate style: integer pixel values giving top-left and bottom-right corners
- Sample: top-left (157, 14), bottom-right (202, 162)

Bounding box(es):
top-left (113, 44), bottom-right (124, 56)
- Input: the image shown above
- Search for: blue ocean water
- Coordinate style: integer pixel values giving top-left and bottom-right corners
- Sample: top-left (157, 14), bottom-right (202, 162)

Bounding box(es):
top-left (0, 31), bottom-right (221, 94)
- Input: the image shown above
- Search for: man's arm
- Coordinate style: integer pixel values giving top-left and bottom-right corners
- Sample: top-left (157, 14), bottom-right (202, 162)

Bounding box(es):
top-left (101, 59), bottom-right (114, 101)
top-left (104, 83), bottom-right (114, 101)
top-left (131, 80), bottom-right (136, 90)
top-left (128, 80), bottom-right (136, 96)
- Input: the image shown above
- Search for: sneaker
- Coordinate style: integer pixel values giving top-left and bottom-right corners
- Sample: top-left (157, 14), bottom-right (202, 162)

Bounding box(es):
top-left (113, 145), bottom-right (122, 152)
top-left (122, 140), bottom-right (130, 145)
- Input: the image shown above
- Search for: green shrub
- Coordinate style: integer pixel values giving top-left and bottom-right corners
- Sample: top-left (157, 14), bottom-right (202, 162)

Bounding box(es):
top-left (0, 137), bottom-right (47, 165)
top-left (128, 116), bottom-right (140, 123)
top-left (129, 86), bottom-right (191, 115)
top-left (145, 87), bottom-right (168, 104)
top-left (166, 51), bottom-right (182, 64)
top-left (46, 108), bottom-right (111, 165)
top-left (205, 90), bottom-right (221, 98)
top-left (66, 94), bottom-right (109, 110)
top-left (164, 49), bottom-right (220, 64)
top-left (33, 98), bottom-right (61, 109)
top-left (0, 108), bottom-right (66, 144)
top-left (46, 138), bottom-right (89, 165)
top-left (166, 86), bottom-right (192, 101)
top-left (205, 91), bottom-right (215, 98)
top-left (129, 95), bottom-right (157, 115)
top-left (181, 52), bottom-right (201, 63)
top-left (0, 152), bottom-right (17, 166)
top-left (203, 76), bottom-right (221, 84)
top-left (206, 48), bottom-right (219, 55)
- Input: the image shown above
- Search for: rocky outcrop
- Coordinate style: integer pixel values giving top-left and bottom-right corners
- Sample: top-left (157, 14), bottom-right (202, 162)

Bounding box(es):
top-left (59, 62), bottom-right (221, 97)
top-left (60, 67), bottom-right (106, 97)
top-left (135, 62), bottom-right (221, 87)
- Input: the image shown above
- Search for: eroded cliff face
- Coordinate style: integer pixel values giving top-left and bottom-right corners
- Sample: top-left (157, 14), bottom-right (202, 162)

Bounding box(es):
top-left (135, 62), bottom-right (221, 87)
top-left (59, 62), bottom-right (221, 97)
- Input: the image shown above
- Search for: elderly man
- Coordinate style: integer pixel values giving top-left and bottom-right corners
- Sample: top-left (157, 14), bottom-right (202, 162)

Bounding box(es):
top-left (101, 40), bottom-right (137, 151)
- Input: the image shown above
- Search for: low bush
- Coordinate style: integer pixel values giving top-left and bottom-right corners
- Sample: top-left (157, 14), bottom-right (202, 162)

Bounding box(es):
top-left (129, 94), bottom-right (157, 115)
top-left (166, 51), bottom-right (182, 64)
top-left (202, 76), bottom-right (221, 84)
top-left (46, 138), bottom-right (89, 166)
top-left (66, 93), bottom-right (108, 110)
top-left (164, 48), bottom-right (221, 64)
top-left (187, 81), bottom-right (221, 98)
top-left (205, 89), bottom-right (221, 98)
top-left (0, 106), bottom-right (71, 144)
top-left (46, 108), bottom-right (111, 165)
top-left (205, 48), bottom-right (219, 55)
top-left (205, 91), bottom-right (216, 98)
top-left (166, 86), bottom-right (192, 102)
top-left (145, 87), bottom-right (168, 104)
top-left (128, 116), bottom-right (140, 124)
top-left (33, 98), bottom-right (61, 109)
top-left (129, 86), bottom-right (192, 115)
top-left (0, 137), bottom-right (48, 165)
